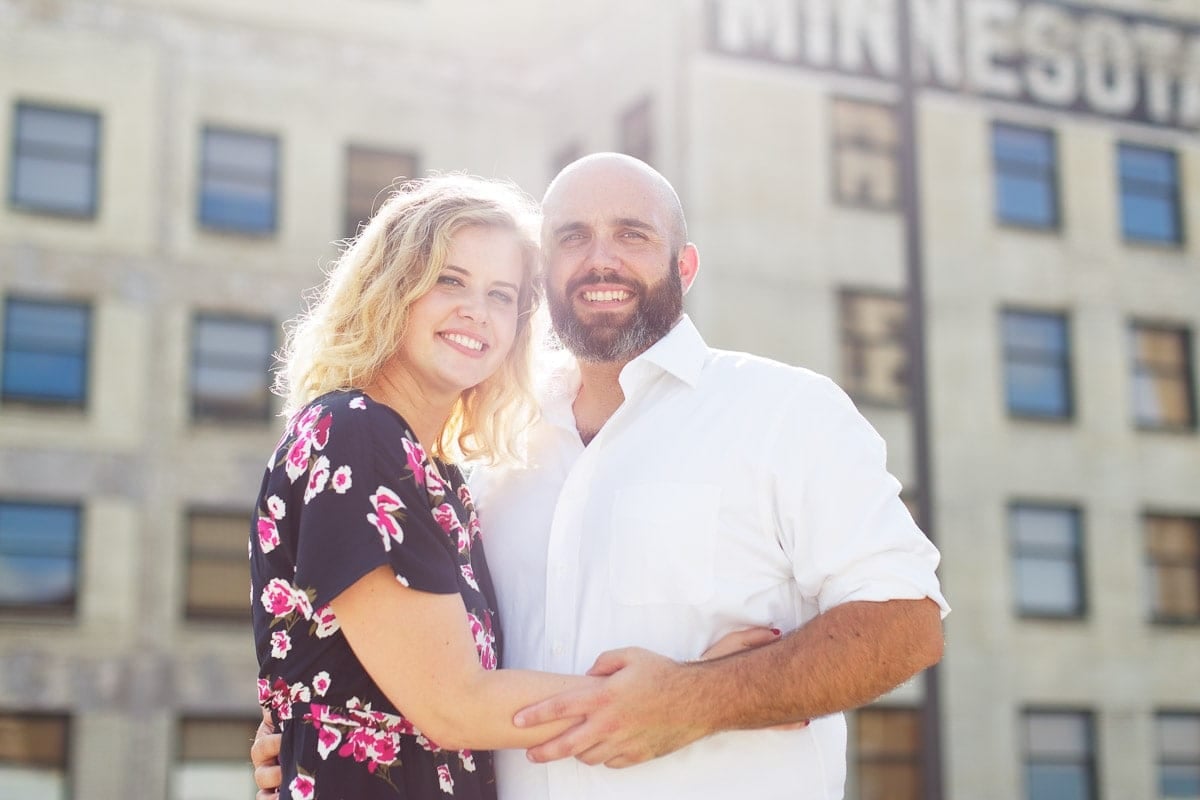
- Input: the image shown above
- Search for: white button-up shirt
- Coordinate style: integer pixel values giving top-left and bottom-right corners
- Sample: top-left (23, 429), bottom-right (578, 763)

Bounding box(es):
top-left (472, 316), bottom-right (948, 800)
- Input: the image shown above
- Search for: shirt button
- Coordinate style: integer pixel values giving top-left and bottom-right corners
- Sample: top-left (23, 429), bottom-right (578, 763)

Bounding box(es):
top-left (552, 643), bottom-right (565, 656)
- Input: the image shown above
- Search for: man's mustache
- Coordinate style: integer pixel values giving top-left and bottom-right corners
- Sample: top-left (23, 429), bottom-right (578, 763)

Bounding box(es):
top-left (566, 271), bottom-right (642, 295)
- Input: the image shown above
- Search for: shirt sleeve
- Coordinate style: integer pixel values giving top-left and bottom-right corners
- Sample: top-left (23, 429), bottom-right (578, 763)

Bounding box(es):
top-left (289, 401), bottom-right (461, 610)
top-left (770, 376), bottom-right (950, 618)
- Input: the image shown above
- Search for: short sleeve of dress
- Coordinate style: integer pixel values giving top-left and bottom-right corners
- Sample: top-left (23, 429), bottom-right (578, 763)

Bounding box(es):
top-left (278, 394), bottom-right (462, 611)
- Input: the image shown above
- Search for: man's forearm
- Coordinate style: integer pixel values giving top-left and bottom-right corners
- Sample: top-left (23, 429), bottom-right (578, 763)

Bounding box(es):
top-left (686, 598), bottom-right (943, 733)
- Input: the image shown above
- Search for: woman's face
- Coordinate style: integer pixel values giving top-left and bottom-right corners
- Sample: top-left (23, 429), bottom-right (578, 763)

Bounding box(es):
top-left (393, 224), bottom-right (527, 400)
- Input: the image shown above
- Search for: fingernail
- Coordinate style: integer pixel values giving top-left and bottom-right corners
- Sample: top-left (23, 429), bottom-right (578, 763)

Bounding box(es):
top-left (770, 628), bottom-right (781, 636)
top-left (513, 715), bottom-right (526, 728)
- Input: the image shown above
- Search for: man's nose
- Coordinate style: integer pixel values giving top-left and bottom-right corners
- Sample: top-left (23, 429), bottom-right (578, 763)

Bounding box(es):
top-left (585, 237), bottom-right (620, 272)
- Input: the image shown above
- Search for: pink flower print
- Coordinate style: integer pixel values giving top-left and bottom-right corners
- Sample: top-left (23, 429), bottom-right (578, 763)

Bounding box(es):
top-left (331, 465), bottom-right (352, 494)
top-left (304, 455), bottom-right (330, 504)
top-left (349, 396), bottom-right (366, 410)
top-left (288, 773), bottom-right (315, 800)
top-left (461, 750), bottom-right (476, 772)
top-left (289, 682), bottom-right (311, 703)
top-left (316, 722), bottom-right (342, 759)
top-left (338, 726), bottom-right (375, 764)
top-left (270, 630), bottom-right (292, 659)
top-left (467, 514), bottom-right (481, 544)
top-left (425, 464), bottom-right (447, 498)
top-left (284, 434), bottom-right (314, 483)
top-left (267, 495), bottom-right (286, 520)
top-left (432, 504), bottom-right (469, 552)
top-left (456, 483), bottom-right (474, 511)
top-left (461, 563), bottom-right (479, 591)
top-left (312, 603), bottom-right (340, 638)
top-left (312, 671), bottom-right (331, 696)
top-left (261, 578), bottom-right (298, 617)
top-left (367, 730), bottom-right (400, 771)
top-left (294, 404), bottom-right (323, 436)
top-left (309, 412), bottom-right (332, 450)
top-left (467, 611), bottom-right (497, 670)
top-left (368, 486), bottom-right (406, 551)
top-left (438, 763), bottom-right (454, 794)
top-left (257, 517), bottom-right (280, 554)
top-left (402, 438), bottom-right (427, 487)
top-left (257, 677), bottom-right (271, 705)
top-left (293, 587), bottom-right (314, 621)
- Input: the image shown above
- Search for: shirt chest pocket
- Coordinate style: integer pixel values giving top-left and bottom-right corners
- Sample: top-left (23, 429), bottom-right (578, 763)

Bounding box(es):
top-left (608, 482), bottom-right (720, 606)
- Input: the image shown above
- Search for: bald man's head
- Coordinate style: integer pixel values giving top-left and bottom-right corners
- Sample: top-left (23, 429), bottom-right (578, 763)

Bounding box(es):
top-left (542, 153), bottom-right (688, 252)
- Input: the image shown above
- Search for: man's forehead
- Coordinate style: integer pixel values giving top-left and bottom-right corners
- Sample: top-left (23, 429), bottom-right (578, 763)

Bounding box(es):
top-left (543, 173), bottom-right (664, 227)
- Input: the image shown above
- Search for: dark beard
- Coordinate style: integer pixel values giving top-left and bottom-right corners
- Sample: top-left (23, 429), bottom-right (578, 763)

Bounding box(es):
top-left (547, 258), bottom-right (683, 363)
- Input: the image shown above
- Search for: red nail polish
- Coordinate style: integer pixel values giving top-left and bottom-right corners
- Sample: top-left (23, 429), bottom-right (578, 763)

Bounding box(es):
top-left (770, 628), bottom-right (781, 635)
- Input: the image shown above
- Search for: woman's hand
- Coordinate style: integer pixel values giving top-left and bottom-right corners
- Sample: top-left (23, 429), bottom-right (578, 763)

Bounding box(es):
top-left (698, 626), bottom-right (782, 661)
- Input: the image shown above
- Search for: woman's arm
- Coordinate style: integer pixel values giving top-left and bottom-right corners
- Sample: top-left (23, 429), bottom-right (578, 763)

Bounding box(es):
top-left (331, 565), bottom-right (594, 751)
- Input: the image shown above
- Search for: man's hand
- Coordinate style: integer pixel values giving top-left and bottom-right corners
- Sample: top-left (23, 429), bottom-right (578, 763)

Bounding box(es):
top-left (251, 710), bottom-right (282, 800)
top-left (514, 647), bottom-right (709, 768)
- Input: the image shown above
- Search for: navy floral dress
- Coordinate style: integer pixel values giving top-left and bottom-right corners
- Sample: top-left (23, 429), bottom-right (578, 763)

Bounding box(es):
top-left (250, 390), bottom-right (501, 800)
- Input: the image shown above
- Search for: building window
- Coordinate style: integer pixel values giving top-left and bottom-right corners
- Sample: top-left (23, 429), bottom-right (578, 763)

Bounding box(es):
top-left (831, 98), bottom-right (898, 210)
top-left (1145, 514), bottom-right (1200, 624)
top-left (190, 314), bottom-right (275, 422)
top-left (1003, 310), bottom-right (1072, 420)
top-left (993, 123), bottom-right (1058, 229)
top-left (1130, 323), bottom-right (1195, 431)
top-left (855, 707), bottom-right (923, 800)
top-left (9, 102), bottom-right (100, 218)
top-left (1, 297), bottom-right (90, 406)
top-left (185, 511), bottom-right (251, 621)
top-left (618, 96), bottom-right (654, 165)
top-left (1011, 504), bottom-right (1085, 618)
top-left (1023, 710), bottom-right (1096, 800)
top-left (551, 142), bottom-right (583, 180)
top-left (1157, 712), bottom-right (1200, 799)
top-left (840, 289), bottom-right (908, 406)
top-left (1119, 143), bottom-right (1182, 245)
top-left (198, 127), bottom-right (279, 234)
top-left (344, 145), bottom-right (418, 238)
top-left (0, 713), bottom-right (69, 797)
top-left (174, 717), bottom-right (259, 799)
top-left (0, 501), bottom-right (80, 614)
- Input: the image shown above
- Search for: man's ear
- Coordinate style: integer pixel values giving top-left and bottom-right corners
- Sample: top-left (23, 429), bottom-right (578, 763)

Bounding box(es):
top-left (678, 243), bottom-right (700, 294)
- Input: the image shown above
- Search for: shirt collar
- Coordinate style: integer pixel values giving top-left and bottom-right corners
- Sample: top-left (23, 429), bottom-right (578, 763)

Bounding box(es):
top-left (539, 315), bottom-right (708, 431)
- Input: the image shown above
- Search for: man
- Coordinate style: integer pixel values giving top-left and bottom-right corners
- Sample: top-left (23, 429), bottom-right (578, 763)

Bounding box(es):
top-left (254, 153), bottom-right (947, 799)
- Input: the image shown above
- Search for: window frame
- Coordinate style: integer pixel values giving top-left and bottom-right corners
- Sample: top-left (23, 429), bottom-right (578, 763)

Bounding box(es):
top-left (196, 125), bottom-right (280, 236)
top-left (992, 121), bottom-right (1060, 231)
top-left (830, 96), bottom-right (900, 212)
top-left (1129, 321), bottom-right (1197, 433)
top-left (1, 295), bottom-right (92, 408)
top-left (0, 711), bottom-right (72, 795)
top-left (183, 507), bottom-right (253, 623)
top-left (853, 705), bottom-right (924, 800)
top-left (618, 95), bottom-right (655, 166)
top-left (342, 144), bottom-right (419, 240)
top-left (1001, 308), bottom-right (1074, 422)
top-left (189, 311), bottom-right (276, 424)
top-left (0, 498), bottom-right (82, 617)
top-left (1117, 142), bottom-right (1184, 247)
top-left (1144, 512), bottom-right (1200, 626)
top-left (1009, 502), bottom-right (1087, 620)
top-left (838, 287), bottom-right (910, 409)
top-left (8, 100), bottom-right (102, 219)
top-left (1155, 710), bottom-right (1200, 799)
top-left (1022, 708), bottom-right (1098, 800)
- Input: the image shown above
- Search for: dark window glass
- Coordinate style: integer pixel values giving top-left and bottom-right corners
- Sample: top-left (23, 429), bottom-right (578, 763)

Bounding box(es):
top-left (1011, 504), bottom-right (1084, 618)
top-left (855, 707), bottom-right (923, 800)
top-left (185, 511), bottom-right (251, 621)
top-left (0, 713), bottom-right (69, 796)
top-left (1145, 514), bottom-right (1200, 624)
top-left (1130, 323), bottom-right (1195, 430)
top-left (1119, 144), bottom-right (1182, 245)
top-left (191, 314), bottom-right (274, 422)
top-left (344, 146), bottom-right (418, 239)
top-left (1157, 712), bottom-right (1200, 799)
top-left (840, 290), bottom-right (909, 406)
top-left (993, 123), bottom-right (1058, 229)
top-left (0, 501), bottom-right (80, 613)
top-left (619, 97), bottom-right (654, 166)
top-left (832, 98), bottom-right (899, 210)
top-left (10, 102), bottom-right (100, 217)
top-left (198, 128), bottom-right (279, 234)
top-left (1024, 711), bottom-right (1096, 800)
top-left (1003, 310), bottom-right (1071, 419)
top-left (2, 297), bottom-right (90, 406)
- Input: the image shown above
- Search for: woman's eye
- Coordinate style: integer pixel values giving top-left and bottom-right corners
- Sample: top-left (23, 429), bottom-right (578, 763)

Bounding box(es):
top-left (490, 290), bottom-right (516, 304)
top-left (437, 275), bottom-right (464, 287)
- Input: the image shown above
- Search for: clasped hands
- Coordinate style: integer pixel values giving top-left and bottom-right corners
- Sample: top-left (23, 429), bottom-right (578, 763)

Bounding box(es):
top-left (252, 627), bottom-right (800, 799)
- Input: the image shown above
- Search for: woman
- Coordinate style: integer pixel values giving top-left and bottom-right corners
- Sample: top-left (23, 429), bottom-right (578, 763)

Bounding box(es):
top-left (250, 174), bottom-right (781, 800)
top-left (251, 174), bottom-right (596, 800)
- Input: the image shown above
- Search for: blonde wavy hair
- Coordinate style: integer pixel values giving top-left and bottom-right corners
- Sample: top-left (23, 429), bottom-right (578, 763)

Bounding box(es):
top-left (275, 174), bottom-right (542, 465)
